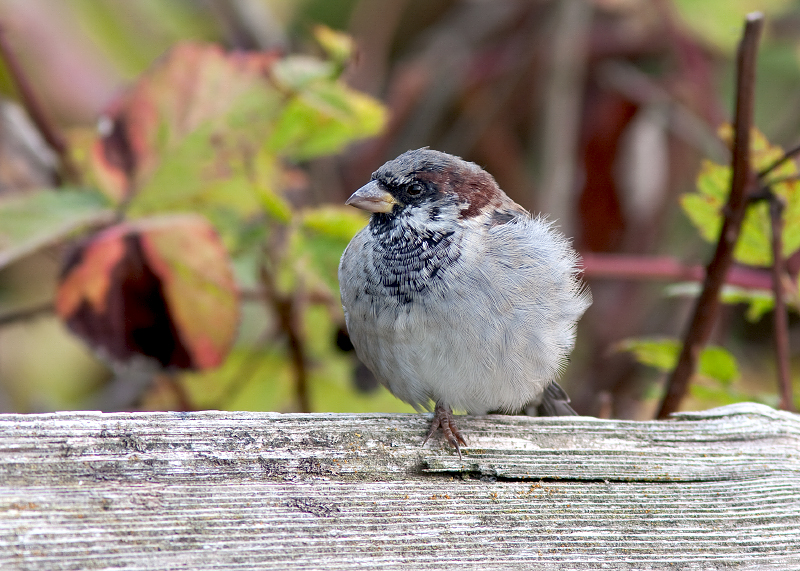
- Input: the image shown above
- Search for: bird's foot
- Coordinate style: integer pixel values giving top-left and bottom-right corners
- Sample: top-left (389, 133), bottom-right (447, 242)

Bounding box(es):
top-left (423, 402), bottom-right (467, 459)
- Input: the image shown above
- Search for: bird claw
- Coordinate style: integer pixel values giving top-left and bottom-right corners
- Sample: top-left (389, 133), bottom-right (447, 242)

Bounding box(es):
top-left (423, 402), bottom-right (467, 459)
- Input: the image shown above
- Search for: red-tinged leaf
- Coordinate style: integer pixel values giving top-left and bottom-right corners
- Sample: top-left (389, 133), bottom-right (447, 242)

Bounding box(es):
top-left (91, 42), bottom-right (280, 202)
top-left (56, 215), bottom-right (239, 371)
top-left (56, 230), bottom-right (127, 319)
top-left (138, 216), bottom-right (240, 370)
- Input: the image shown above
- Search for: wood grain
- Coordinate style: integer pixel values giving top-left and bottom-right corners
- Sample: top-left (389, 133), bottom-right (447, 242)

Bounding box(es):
top-left (1, 402), bottom-right (798, 569)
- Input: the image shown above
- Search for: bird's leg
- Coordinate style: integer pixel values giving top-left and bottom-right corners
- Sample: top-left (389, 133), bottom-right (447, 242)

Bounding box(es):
top-left (423, 402), bottom-right (467, 458)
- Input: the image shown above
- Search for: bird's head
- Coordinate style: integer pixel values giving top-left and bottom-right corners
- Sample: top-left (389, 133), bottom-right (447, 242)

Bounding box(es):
top-left (345, 149), bottom-right (518, 226)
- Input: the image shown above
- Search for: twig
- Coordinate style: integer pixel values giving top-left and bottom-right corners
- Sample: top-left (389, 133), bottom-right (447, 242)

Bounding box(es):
top-left (758, 140), bottom-right (800, 179)
top-left (0, 24), bottom-right (79, 184)
top-left (657, 13), bottom-right (764, 419)
top-left (767, 194), bottom-right (794, 411)
top-left (581, 253), bottom-right (775, 291)
top-left (214, 331), bottom-right (274, 410)
top-left (161, 375), bottom-right (195, 412)
top-left (758, 173), bottom-right (800, 186)
top-left (0, 301), bottom-right (54, 327)
top-left (274, 292), bottom-right (311, 413)
top-left (258, 249), bottom-right (311, 413)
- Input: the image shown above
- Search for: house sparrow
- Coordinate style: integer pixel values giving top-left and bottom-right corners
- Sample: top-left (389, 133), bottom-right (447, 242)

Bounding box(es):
top-left (338, 149), bottom-right (591, 456)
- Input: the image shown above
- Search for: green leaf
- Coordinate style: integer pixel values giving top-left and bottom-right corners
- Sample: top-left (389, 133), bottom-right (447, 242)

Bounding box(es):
top-left (615, 337), bottom-right (740, 385)
top-left (680, 129), bottom-right (800, 267)
top-left (126, 90), bottom-right (284, 220)
top-left (252, 152), bottom-right (293, 224)
top-left (295, 206), bottom-right (368, 293)
top-left (301, 205), bottom-right (368, 243)
top-left (615, 338), bottom-right (680, 372)
top-left (285, 226), bottom-right (338, 295)
top-left (0, 189), bottom-right (113, 270)
top-left (721, 287), bottom-right (774, 322)
top-left (313, 25), bottom-right (354, 67)
top-left (272, 55), bottom-right (337, 88)
top-left (698, 346), bottom-right (739, 385)
top-left (267, 75), bottom-right (386, 160)
top-left (688, 384), bottom-right (748, 407)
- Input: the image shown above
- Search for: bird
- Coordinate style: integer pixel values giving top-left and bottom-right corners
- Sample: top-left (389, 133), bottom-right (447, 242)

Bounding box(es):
top-left (338, 148), bottom-right (591, 456)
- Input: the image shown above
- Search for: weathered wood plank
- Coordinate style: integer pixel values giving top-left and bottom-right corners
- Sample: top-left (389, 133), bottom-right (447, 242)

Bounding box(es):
top-left (0, 402), bottom-right (798, 569)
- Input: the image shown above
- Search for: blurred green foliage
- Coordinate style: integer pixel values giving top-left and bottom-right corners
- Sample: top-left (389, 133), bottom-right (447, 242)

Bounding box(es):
top-left (0, 21), bottom-right (413, 414)
top-left (616, 337), bottom-right (740, 384)
top-left (624, 126), bottom-right (800, 407)
top-left (681, 128), bottom-right (800, 267)
top-left (673, 0), bottom-right (797, 52)
top-left (2, 0), bottom-right (800, 416)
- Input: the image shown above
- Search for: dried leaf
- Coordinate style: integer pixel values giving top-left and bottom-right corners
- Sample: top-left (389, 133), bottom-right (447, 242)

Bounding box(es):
top-left (139, 216), bottom-right (240, 369)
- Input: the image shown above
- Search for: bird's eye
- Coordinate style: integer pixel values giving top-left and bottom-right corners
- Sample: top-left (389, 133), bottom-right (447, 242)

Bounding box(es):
top-left (407, 183), bottom-right (424, 196)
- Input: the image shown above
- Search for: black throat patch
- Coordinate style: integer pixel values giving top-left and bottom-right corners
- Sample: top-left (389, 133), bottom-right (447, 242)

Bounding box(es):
top-left (366, 211), bottom-right (459, 305)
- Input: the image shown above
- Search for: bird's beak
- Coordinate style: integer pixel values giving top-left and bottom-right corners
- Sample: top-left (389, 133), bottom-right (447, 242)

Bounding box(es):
top-left (345, 181), bottom-right (398, 213)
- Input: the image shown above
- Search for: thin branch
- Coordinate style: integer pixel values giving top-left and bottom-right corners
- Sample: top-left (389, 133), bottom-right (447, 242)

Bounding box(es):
top-left (768, 195), bottom-right (794, 411)
top-left (758, 140), bottom-right (800, 180)
top-left (581, 253), bottom-right (775, 291)
top-left (258, 249), bottom-right (311, 413)
top-left (758, 173), bottom-right (800, 186)
top-left (0, 25), bottom-right (80, 184)
top-left (214, 330), bottom-right (274, 410)
top-left (160, 375), bottom-right (195, 413)
top-left (0, 301), bottom-right (54, 327)
top-left (657, 13), bottom-right (764, 419)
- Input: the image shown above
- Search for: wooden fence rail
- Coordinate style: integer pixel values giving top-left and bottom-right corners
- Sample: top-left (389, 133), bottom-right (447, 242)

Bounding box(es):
top-left (0, 402), bottom-right (798, 569)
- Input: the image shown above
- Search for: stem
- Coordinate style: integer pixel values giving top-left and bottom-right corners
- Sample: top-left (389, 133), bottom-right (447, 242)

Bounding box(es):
top-left (274, 293), bottom-right (310, 414)
top-left (768, 195), bottom-right (794, 411)
top-left (258, 253), bottom-right (311, 413)
top-left (0, 301), bottom-right (54, 327)
top-left (758, 140), bottom-right (800, 180)
top-left (581, 253), bottom-right (775, 290)
top-left (163, 375), bottom-right (195, 412)
top-left (657, 13), bottom-right (764, 419)
top-left (0, 25), bottom-right (79, 184)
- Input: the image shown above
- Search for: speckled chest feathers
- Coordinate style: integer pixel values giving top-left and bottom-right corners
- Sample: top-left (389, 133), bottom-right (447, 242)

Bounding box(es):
top-left (338, 148), bottom-right (591, 418)
top-left (365, 200), bottom-right (462, 305)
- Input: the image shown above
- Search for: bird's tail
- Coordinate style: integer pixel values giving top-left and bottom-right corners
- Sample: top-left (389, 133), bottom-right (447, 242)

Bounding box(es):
top-left (529, 381), bottom-right (578, 416)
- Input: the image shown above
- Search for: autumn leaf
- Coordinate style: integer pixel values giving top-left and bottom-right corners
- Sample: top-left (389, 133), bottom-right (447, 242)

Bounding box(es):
top-left (56, 214), bottom-right (239, 371)
top-left (84, 40), bottom-right (385, 251)
top-left (91, 42), bottom-right (281, 204)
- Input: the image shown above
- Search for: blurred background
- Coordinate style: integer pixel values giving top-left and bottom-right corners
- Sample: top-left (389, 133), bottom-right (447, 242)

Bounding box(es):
top-left (1, 0), bottom-right (799, 419)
